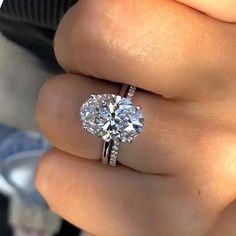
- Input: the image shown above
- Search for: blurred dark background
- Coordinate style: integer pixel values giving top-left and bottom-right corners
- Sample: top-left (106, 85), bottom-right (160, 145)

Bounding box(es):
top-left (0, 1), bottom-right (81, 235)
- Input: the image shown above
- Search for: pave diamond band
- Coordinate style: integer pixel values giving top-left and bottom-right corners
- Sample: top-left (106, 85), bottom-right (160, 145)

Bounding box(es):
top-left (107, 140), bottom-right (120, 166)
top-left (80, 84), bottom-right (144, 167)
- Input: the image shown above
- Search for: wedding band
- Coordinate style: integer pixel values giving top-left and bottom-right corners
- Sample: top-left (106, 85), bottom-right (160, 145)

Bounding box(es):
top-left (80, 84), bottom-right (144, 167)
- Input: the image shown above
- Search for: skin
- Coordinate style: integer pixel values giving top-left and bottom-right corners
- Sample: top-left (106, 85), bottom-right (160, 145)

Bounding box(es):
top-left (35, 0), bottom-right (236, 235)
top-left (176, 0), bottom-right (236, 22)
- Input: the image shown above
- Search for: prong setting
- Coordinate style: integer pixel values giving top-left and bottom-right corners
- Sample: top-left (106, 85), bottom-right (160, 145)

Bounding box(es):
top-left (81, 85), bottom-right (143, 167)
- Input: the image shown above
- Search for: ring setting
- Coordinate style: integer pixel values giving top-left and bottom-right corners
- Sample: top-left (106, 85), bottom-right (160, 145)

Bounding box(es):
top-left (80, 85), bottom-right (144, 166)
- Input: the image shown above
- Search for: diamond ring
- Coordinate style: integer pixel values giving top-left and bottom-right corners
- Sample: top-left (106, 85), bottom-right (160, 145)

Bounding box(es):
top-left (80, 85), bottom-right (144, 166)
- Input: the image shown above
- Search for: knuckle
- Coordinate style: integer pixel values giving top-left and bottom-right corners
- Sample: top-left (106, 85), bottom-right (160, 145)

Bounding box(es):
top-left (64, 0), bottom-right (135, 71)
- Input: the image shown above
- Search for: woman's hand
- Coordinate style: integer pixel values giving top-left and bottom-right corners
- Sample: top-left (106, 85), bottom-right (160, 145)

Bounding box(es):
top-left (35, 1), bottom-right (236, 235)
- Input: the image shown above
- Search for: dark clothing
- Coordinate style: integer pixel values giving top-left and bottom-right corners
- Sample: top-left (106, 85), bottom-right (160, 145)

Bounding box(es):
top-left (0, 0), bottom-right (77, 71)
top-left (0, 0), bottom-right (77, 29)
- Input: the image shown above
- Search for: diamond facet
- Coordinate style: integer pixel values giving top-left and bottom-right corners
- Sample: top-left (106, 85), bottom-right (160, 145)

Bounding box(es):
top-left (80, 94), bottom-right (144, 142)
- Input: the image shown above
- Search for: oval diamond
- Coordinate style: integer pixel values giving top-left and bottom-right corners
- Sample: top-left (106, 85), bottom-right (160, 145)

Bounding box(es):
top-left (80, 94), bottom-right (144, 143)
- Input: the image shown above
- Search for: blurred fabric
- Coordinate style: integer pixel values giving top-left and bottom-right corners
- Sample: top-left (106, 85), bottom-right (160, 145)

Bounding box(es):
top-left (0, 0), bottom-right (76, 68)
top-left (0, 32), bottom-right (51, 130)
top-left (0, 0), bottom-right (77, 30)
top-left (0, 0), bottom-right (77, 130)
top-left (0, 122), bottom-right (80, 236)
top-left (0, 1), bottom-right (81, 235)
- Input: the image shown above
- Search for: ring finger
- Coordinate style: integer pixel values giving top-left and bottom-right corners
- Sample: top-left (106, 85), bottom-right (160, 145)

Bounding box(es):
top-left (36, 74), bottom-right (217, 174)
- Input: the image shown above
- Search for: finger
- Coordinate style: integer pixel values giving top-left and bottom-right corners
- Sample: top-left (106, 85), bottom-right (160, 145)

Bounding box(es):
top-left (37, 74), bottom-right (236, 175)
top-left (36, 74), bottom-right (194, 174)
top-left (176, 0), bottom-right (236, 22)
top-left (35, 148), bottom-right (169, 236)
top-left (37, 74), bottom-right (164, 174)
top-left (54, 0), bottom-right (236, 100)
top-left (35, 148), bottom-right (213, 236)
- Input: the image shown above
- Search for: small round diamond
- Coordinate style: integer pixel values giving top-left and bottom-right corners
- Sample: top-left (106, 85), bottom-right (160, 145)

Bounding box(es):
top-left (80, 94), bottom-right (144, 142)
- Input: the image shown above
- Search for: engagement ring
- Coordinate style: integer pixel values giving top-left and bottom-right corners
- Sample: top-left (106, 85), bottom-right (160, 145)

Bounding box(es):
top-left (80, 85), bottom-right (144, 166)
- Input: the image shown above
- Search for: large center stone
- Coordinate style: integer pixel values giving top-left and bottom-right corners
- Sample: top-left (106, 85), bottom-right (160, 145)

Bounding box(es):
top-left (80, 94), bottom-right (144, 143)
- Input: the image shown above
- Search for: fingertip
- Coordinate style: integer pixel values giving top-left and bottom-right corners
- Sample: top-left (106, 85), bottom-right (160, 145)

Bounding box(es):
top-left (35, 149), bottom-right (56, 201)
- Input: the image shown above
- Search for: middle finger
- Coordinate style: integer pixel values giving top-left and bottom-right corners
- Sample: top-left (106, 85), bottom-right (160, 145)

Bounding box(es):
top-left (55, 0), bottom-right (236, 100)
